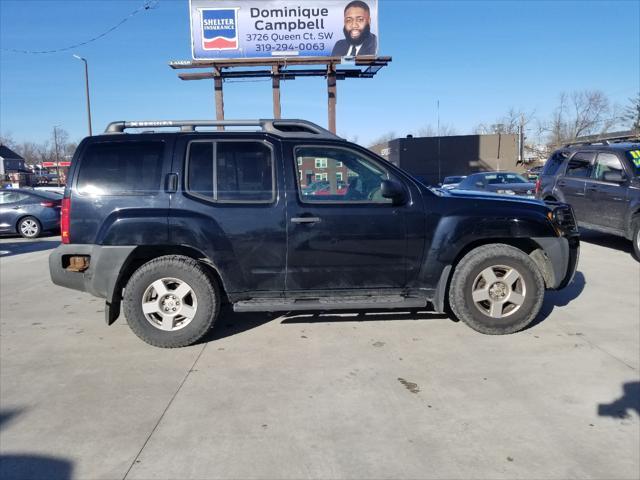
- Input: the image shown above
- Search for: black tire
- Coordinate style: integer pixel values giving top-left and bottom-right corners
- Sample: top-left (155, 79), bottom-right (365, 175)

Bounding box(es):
top-left (123, 255), bottom-right (220, 348)
top-left (448, 244), bottom-right (545, 335)
top-left (632, 217), bottom-right (640, 262)
top-left (17, 216), bottom-right (41, 239)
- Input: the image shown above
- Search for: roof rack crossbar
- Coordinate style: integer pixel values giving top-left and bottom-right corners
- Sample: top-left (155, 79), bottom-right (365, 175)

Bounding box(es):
top-left (104, 119), bottom-right (340, 139)
top-left (563, 131), bottom-right (640, 147)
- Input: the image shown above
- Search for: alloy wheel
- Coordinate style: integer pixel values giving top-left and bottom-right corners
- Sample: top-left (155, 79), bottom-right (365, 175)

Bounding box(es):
top-left (471, 265), bottom-right (526, 319)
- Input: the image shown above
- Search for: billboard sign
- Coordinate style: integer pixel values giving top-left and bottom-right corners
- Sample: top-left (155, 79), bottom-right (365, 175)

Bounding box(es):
top-left (189, 0), bottom-right (379, 60)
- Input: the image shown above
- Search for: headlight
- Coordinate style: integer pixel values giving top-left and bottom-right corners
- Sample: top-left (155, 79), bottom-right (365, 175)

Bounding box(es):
top-left (496, 189), bottom-right (516, 195)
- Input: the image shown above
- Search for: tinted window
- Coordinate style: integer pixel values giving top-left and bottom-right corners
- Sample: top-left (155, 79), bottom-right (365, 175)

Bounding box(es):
top-left (77, 142), bottom-right (164, 195)
top-left (187, 142), bottom-right (214, 197)
top-left (186, 141), bottom-right (273, 203)
top-left (296, 146), bottom-right (391, 203)
top-left (543, 152), bottom-right (568, 176)
top-left (564, 152), bottom-right (594, 178)
top-left (592, 153), bottom-right (624, 181)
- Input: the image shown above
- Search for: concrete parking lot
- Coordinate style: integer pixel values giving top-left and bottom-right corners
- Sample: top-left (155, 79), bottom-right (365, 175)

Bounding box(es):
top-left (1, 233), bottom-right (639, 480)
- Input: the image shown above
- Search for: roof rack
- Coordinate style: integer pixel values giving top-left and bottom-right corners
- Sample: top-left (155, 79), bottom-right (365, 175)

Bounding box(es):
top-left (103, 119), bottom-right (341, 139)
top-left (564, 130), bottom-right (640, 147)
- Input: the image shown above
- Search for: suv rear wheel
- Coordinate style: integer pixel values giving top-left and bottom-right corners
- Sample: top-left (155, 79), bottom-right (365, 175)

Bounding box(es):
top-left (123, 255), bottom-right (220, 348)
top-left (449, 244), bottom-right (544, 335)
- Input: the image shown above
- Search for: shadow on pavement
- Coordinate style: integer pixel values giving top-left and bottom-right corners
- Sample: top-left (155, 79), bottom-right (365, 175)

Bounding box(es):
top-left (202, 306), bottom-right (451, 343)
top-left (598, 381), bottom-right (640, 419)
top-left (527, 270), bottom-right (586, 329)
top-left (0, 409), bottom-right (74, 480)
top-left (0, 239), bottom-right (59, 258)
top-left (579, 229), bottom-right (635, 258)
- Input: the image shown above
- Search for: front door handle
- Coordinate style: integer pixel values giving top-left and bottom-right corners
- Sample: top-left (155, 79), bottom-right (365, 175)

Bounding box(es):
top-left (291, 216), bottom-right (321, 224)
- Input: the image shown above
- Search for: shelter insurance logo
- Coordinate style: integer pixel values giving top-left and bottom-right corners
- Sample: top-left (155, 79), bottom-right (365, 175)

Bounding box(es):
top-left (201, 8), bottom-right (239, 50)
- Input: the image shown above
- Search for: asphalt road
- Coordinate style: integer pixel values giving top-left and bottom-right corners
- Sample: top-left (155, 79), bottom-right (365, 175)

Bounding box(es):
top-left (1, 232), bottom-right (639, 479)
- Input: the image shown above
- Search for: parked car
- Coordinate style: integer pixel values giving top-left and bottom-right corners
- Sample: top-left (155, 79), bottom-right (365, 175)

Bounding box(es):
top-left (525, 166), bottom-right (544, 181)
top-left (536, 140), bottom-right (640, 259)
top-left (0, 188), bottom-right (62, 238)
top-left (440, 175), bottom-right (467, 190)
top-left (49, 119), bottom-right (579, 348)
top-left (456, 172), bottom-right (536, 198)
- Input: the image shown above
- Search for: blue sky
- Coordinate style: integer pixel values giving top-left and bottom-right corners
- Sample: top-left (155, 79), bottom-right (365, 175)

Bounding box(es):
top-left (1, 0), bottom-right (638, 146)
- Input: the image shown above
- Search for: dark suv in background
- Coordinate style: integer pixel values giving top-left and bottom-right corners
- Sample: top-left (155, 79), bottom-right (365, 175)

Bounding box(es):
top-left (49, 119), bottom-right (579, 348)
top-left (536, 139), bottom-right (640, 259)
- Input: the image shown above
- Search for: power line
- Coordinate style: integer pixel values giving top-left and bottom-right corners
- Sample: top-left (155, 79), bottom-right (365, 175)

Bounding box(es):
top-left (1, 0), bottom-right (159, 55)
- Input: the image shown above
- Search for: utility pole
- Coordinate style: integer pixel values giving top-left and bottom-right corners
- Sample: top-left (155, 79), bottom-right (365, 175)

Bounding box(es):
top-left (519, 113), bottom-right (525, 165)
top-left (73, 54), bottom-right (93, 136)
top-left (53, 126), bottom-right (61, 187)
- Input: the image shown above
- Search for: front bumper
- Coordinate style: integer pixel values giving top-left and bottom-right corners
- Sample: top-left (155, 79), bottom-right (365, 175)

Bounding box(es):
top-left (49, 244), bottom-right (136, 301)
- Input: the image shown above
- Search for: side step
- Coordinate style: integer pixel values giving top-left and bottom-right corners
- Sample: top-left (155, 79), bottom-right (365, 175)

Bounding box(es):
top-left (233, 295), bottom-right (427, 313)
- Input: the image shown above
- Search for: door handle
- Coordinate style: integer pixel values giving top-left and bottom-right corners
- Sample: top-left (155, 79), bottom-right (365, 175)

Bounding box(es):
top-left (12, 206), bottom-right (21, 210)
top-left (557, 181), bottom-right (567, 187)
top-left (165, 173), bottom-right (178, 193)
top-left (291, 216), bottom-right (321, 224)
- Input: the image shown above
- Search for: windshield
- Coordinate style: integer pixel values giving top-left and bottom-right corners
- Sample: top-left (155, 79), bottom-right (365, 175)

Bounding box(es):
top-left (625, 149), bottom-right (640, 176)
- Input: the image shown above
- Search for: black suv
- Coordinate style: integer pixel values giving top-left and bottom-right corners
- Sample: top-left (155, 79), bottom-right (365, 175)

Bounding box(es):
top-left (49, 120), bottom-right (579, 348)
top-left (536, 140), bottom-right (640, 259)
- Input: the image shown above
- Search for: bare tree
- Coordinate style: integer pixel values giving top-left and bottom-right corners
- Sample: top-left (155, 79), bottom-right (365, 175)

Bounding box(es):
top-left (546, 90), bottom-right (621, 146)
top-left (368, 131), bottom-right (396, 147)
top-left (475, 108), bottom-right (535, 135)
top-left (622, 93), bottom-right (640, 132)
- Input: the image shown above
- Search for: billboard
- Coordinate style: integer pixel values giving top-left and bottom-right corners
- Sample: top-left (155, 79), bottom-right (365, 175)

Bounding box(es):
top-left (189, 0), bottom-right (379, 60)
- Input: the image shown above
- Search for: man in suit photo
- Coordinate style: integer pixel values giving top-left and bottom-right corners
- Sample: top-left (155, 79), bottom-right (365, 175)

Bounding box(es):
top-left (331, 1), bottom-right (378, 57)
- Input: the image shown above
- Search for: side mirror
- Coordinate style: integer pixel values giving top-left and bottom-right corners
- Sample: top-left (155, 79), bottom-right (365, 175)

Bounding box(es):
top-left (603, 171), bottom-right (625, 183)
top-left (381, 179), bottom-right (406, 205)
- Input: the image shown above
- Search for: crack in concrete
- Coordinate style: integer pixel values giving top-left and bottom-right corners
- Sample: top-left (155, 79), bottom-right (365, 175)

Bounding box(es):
top-left (122, 342), bottom-right (208, 479)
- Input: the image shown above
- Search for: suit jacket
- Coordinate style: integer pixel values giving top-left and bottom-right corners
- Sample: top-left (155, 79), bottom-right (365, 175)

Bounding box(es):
top-left (331, 33), bottom-right (377, 56)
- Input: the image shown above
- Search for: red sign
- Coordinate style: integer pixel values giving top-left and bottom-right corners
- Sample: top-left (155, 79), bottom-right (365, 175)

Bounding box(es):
top-left (41, 161), bottom-right (71, 167)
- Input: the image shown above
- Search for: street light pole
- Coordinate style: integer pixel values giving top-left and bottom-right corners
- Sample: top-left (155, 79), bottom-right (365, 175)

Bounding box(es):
top-left (73, 54), bottom-right (93, 136)
top-left (53, 126), bottom-right (61, 187)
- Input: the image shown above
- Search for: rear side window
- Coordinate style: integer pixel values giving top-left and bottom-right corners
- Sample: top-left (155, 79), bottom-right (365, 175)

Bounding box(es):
top-left (186, 141), bottom-right (274, 203)
top-left (564, 152), bottom-right (595, 178)
top-left (592, 152), bottom-right (624, 181)
top-left (76, 142), bottom-right (164, 195)
top-left (543, 152), bottom-right (567, 176)
top-left (0, 192), bottom-right (30, 204)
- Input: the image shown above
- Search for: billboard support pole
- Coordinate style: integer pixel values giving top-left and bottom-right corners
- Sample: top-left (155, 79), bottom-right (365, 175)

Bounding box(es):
top-left (327, 64), bottom-right (337, 134)
top-left (213, 67), bottom-right (225, 129)
top-left (272, 65), bottom-right (281, 119)
top-left (170, 56), bottom-right (391, 134)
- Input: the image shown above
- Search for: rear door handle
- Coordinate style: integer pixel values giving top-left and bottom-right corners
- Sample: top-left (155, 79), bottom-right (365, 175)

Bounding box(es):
top-left (291, 216), bottom-right (321, 224)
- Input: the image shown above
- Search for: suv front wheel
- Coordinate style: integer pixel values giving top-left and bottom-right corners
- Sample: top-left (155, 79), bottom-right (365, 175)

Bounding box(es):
top-left (123, 255), bottom-right (220, 348)
top-left (449, 244), bottom-right (545, 335)
top-left (632, 217), bottom-right (640, 261)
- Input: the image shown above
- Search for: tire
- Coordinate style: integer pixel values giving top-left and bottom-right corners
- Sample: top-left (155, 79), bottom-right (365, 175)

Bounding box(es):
top-left (448, 244), bottom-right (545, 335)
top-left (632, 217), bottom-right (640, 262)
top-left (123, 255), bottom-right (220, 348)
top-left (17, 216), bottom-right (41, 239)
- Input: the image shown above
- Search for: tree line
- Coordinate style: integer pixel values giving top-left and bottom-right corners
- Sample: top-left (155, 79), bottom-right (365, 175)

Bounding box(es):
top-left (369, 90), bottom-right (640, 149)
top-left (1, 127), bottom-right (77, 167)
